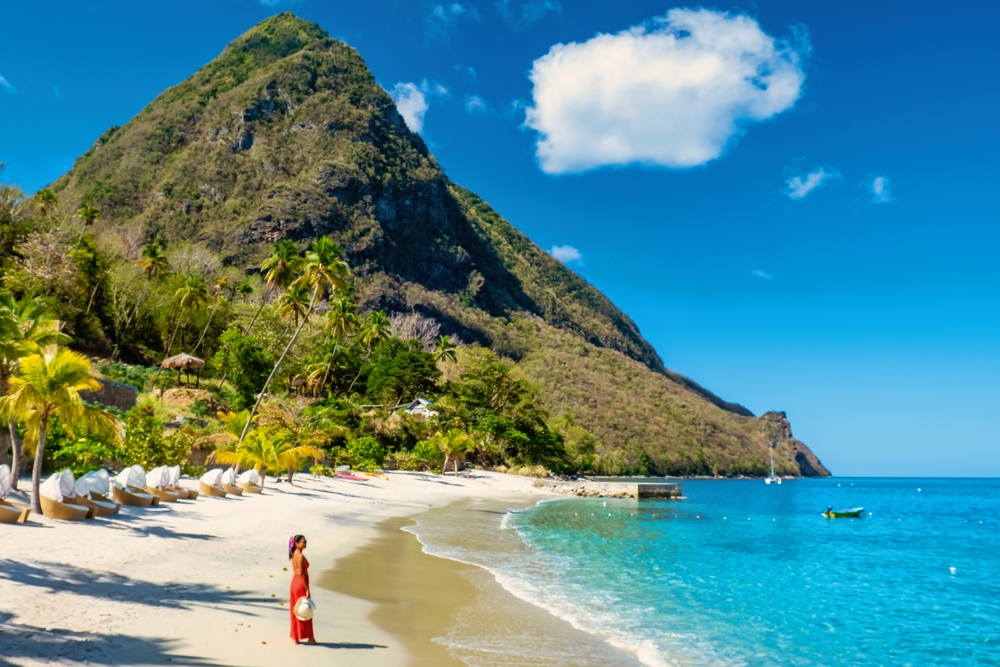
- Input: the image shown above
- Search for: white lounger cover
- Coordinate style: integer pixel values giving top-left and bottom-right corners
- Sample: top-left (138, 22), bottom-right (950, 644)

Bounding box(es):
top-left (167, 465), bottom-right (181, 487)
top-left (145, 466), bottom-right (168, 489)
top-left (116, 465), bottom-right (146, 490)
top-left (0, 464), bottom-right (12, 499)
top-left (237, 469), bottom-right (261, 486)
top-left (200, 468), bottom-right (224, 486)
top-left (41, 469), bottom-right (78, 502)
top-left (220, 468), bottom-right (237, 485)
top-left (78, 469), bottom-right (111, 497)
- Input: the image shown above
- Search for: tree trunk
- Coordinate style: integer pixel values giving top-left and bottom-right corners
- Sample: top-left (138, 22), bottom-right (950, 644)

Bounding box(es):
top-left (8, 417), bottom-right (23, 491)
top-left (318, 341), bottom-right (340, 398)
top-left (243, 287), bottom-right (273, 336)
top-left (237, 288), bottom-right (318, 448)
top-left (30, 416), bottom-right (47, 515)
top-left (151, 313), bottom-right (185, 389)
top-left (346, 348), bottom-right (374, 395)
top-left (286, 468), bottom-right (295, 484)
top-left (193, 299), bottom-right (220, 354)
top-left (442, 454), bottom-right (450, 475)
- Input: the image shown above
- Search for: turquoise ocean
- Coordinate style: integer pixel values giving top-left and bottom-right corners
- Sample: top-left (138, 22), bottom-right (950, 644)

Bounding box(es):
top-left (408, 478), bottom-right (1000, 666)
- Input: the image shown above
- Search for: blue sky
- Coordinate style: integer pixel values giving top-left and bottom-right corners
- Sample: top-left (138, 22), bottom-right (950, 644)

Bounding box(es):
top-left (2, 1), bottom-right (999, 476)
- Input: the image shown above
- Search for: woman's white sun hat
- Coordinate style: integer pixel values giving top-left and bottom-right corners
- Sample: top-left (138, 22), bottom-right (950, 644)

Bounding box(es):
top-left (294, 596), bottom-right (316, 621)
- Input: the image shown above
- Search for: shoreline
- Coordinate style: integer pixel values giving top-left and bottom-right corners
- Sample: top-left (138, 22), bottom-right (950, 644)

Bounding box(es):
top-left (0, 470), bottom-right (552, 666)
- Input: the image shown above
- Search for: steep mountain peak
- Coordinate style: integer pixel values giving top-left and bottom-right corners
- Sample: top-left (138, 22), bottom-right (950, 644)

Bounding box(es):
top-left (46, 14), bottom-right (826, 475)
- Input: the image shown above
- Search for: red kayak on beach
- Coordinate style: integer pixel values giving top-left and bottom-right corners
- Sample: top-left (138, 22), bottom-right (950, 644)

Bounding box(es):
top-left (335, 472), bottom-right (369, 482)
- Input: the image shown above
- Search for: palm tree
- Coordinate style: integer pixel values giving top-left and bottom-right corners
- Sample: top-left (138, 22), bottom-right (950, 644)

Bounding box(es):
top-left (324, 297), bottom-right (359, 341)
top-left (137, 243), bottom-right (170, 280)
top-left (75, 204), bottom-right (101, 249)
top-left (0, 346), bottom-right (122, 513)
top-left (274, 438), bottom-right (325, 484)
top-left (210, 430), bottom-right (276, 485)
top-left (0, 295), bottom-right (69, 489)
top-left (237, 237), bottom-right (349, 446)
top-left (193, 276), bottom-right (230, 355)
top-left (151, 275), bottom-right (209, 389)
top-left (276, 281), bottom-right (311, 329)
top-left (245, 239), bottom-right (302, 335)
top-left (347, 310), bottom-right (393, 394)
top-left (433, 429), bottom-right (476, 474)
top-left (433, 335), bottom-right (458, 363)
top-left (32, 189), bottom-right (58, 218)
top-left (315, 298), bottom-right (359, 395)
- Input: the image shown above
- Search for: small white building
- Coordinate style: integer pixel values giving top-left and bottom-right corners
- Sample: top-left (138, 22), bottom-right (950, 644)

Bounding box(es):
top-left (397, 398), bottom-right (439, 419)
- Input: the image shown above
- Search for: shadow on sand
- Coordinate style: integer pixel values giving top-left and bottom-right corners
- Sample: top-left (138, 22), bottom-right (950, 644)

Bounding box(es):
top-left (0, 612), bottom-right (218, 667)
top-left (0, 560), bottom-right (269, 613)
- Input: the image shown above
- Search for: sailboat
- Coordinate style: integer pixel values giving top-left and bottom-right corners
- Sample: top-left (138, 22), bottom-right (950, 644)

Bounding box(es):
top-left (765, 441), bottom-right (782, 485)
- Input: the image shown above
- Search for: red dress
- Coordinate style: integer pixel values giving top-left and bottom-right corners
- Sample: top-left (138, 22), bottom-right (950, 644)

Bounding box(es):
top-left (290, 557), bottom-right (315, 642)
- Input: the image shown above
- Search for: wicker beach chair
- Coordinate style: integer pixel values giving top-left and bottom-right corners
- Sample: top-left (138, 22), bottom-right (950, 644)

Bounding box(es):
top-left (199, 469), bottom-right (228, 497)
top-left (237, 468), bottom-right (263, 494)
top-left (145, 466), bottom-right (180, 502)
top-left (0, 465), bottom-right (30, 524)
top-left (220, 467), bottom-right (243, 496)
top-left (73, 472), bottom-right (120, 517)
top-left (39, 470), bottom-right (94, 521)
top-left (113, 466), bottom-right (156, 507)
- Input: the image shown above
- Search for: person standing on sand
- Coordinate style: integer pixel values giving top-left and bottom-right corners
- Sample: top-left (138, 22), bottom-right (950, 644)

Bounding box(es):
top-left (289, 535), bottom-right (317, 644)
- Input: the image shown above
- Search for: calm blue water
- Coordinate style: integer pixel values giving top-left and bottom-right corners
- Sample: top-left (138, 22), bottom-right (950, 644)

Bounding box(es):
top-left (501, 478), bottom-right (1000, 666)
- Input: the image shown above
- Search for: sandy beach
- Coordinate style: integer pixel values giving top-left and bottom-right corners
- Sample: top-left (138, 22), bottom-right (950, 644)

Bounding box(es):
top-left (0, 470), bottom-right (553, 667)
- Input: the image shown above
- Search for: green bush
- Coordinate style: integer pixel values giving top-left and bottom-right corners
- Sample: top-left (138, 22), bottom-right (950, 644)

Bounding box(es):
top-left (50, 437), bottom-right (118, 477)
top-left (310, 464), bottom-right (333, 477)
top-left (118, 407), bottom-right (192, 469)
top-left (214, 330), bottom-right (274, 410)
top-left (99, 362), bottom-right (154, 390)
top-left (412, 439), bottom-right (444, 464)
top-left (347, 436), bottom-right (385, 470)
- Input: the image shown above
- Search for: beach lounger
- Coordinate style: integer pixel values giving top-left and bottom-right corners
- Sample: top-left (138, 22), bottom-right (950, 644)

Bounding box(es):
top-left (39, 471), bottom-right (94, 521)
top-left (113, 485), bottom-right (155, 506)
top-left (0, 465), bottom-right (31, 524)
top-left (237, 468), bottom-right (263, 493)
top-left (113, 466), bottom-right (156, 506)
top-left (40, 495), bottom-right (92, 521)
top-left (163, 465), bottom-right (195, 499)
top-left (145, 466), bottom-right (180, 502)
top-left (220, 467), bottom-right (244, 496)
top-left (71, 494), bottom-right (120, 517)
top-left (74, 471), bottom-right (121, 516)
top-left (199, 469), bottom-right (228, 497)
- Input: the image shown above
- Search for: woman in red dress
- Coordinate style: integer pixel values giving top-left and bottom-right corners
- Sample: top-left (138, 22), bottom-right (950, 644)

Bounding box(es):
top-left (289, 534), bottom-right (317, 644)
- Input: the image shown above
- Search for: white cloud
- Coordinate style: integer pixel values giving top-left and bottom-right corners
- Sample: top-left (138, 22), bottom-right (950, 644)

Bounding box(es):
top-left (455, 64), bottom-right (477, 81)
top-left (428, 3), bottom-right (478, 35)
top-left (524, 8), bottom-right (807, 174)
top-left (870, 175), bottom-right (893, 203)
top-left (0, 75), bottom-right (17, 94)
top-left (391, 81), bottom-right (448, 133)
top-left (392, 83), bottom-right (428, 133)
top-left (785, 167), bottom-right (838, 200)
top-left (550, 244), bottom-right (583, 265)
top-left (751, 269), bottom-right (774, 280)
top-left (465, 95), bottom-right (488, 112)
top-left (499, 0), bottom-right (561, 26)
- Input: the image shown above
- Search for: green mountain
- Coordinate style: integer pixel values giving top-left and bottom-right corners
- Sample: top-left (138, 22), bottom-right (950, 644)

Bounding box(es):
top-left (48, 14), bottom-right (828, 477)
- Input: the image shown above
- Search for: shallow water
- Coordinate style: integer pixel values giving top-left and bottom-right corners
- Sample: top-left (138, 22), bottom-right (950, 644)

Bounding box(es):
top-left (412, 478), bottom-right (1000, 666)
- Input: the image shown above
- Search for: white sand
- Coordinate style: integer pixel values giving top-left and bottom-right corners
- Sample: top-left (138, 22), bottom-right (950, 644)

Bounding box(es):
top-left (0, 470), bottom-right (549, 666)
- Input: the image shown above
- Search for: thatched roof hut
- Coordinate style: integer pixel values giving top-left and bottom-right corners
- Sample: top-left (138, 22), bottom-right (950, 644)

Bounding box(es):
top-left (161, 353), bottom-right (206, 387)
top-left (161, 353), bottom-right (206, 370)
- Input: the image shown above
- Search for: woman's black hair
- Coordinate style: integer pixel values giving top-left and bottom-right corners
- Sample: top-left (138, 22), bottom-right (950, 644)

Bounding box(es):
top-left (289, 534), bottom-right (305, 560)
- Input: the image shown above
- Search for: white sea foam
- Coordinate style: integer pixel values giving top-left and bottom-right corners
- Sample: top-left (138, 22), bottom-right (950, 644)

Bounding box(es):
top-left (403, 499), bottom-right (729, 667)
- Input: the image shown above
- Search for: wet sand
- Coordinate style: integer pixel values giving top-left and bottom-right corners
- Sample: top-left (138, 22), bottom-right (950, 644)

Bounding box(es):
top-left (318, 515), bottom-right (471, 666)
top-left (322, 501), bottom-right (648, 667)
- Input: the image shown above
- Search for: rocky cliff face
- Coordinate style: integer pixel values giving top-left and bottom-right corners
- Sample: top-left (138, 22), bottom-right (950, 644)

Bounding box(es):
top-left (49, 13), bottom-right (829, 476)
